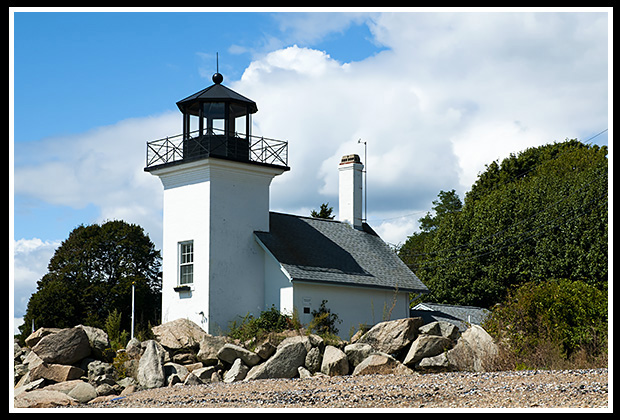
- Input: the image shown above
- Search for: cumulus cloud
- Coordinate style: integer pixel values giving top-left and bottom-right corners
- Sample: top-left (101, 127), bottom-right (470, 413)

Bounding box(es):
top-left (13, 11), bottom-right (608, 251)
top-left (14, 112), bottom-right (180, 247)
top-left (231, 12), bottom-right (608, 244)
top-left (11, 12), bottom-right (608, 324)
top-left (13, 238), bottom-right (61, 323)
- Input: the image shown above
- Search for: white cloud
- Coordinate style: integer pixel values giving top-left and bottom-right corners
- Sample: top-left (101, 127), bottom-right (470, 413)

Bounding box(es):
top-left (13, 11), bottom-right (608, 256)
top-left (233, 12), bottom-right (607, 234)
top-left (13, 238), bottom-right (61, 318)
top-left (12, 12), bottom-right (608, 327)
top-left (14, 112), bottom-right (179, 247)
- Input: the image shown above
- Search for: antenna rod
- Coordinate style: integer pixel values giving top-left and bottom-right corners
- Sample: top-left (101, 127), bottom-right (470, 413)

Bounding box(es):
top-left (216, 52), bottom-right (219, 73)
top-left (358, 138), bottom-right (367, 223)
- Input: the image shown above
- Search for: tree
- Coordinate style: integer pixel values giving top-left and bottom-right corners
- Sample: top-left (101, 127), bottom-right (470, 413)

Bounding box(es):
top-left (398, 189), bottom-right (462, 275)
top-left (401, 140), bottom-right (608, 308)
top-left (19, 220), bottom-right (162, 341)
top-left (311, 202), bottom-right (335, 219)
top-left (417, 189), bottom-right (463, 232)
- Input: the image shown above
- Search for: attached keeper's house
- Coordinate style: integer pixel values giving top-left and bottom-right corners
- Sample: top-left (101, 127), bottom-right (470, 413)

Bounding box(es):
top-left (145, 71), bottom-right (428, 337)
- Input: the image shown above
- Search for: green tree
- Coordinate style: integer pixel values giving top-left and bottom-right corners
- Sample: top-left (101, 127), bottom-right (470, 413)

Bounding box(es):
top-left (20, 220), bottom-right (162, 341)
top-left (417, 189), bottom-right (463, 232)
top-left (398, 189), bottom-right (462, 277)
top-left (402, 140), bottom-right (608, 308)
top-left (311, 202), bottom-right (335, 219)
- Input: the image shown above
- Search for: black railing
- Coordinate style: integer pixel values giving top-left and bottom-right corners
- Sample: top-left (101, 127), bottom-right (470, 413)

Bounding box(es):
top-left (145, 129), bottom-right (288, 170)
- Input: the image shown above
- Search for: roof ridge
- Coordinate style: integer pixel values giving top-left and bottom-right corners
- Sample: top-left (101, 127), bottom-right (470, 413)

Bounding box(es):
top-left (269, 211), bottom-right (344, 224)
top-left (420, 302), bottom-right (490, 310)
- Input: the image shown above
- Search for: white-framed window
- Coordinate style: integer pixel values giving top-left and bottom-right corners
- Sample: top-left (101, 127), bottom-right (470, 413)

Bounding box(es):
top-left (178, 241), bottom-right (194, 285)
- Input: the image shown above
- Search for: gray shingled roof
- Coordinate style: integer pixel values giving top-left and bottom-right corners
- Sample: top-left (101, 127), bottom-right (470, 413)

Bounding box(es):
top-left (410, 302), bottom-right (491, 331)
top-left (254, 212), bottom-right (429, 293)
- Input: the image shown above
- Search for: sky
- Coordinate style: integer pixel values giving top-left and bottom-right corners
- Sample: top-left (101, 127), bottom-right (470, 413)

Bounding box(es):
top-left (10, 8), bottom-right (611, 333)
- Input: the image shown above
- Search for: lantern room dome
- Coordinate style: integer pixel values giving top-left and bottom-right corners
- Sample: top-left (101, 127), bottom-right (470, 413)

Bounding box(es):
top-left (176, 74), bottom-right (258, 117)
top-left (145, 71), bottom-right (288, 172)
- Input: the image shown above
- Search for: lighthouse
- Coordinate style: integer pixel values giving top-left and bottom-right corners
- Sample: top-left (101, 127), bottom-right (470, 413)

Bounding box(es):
top-left (144, 72), bottom-right (289, 334)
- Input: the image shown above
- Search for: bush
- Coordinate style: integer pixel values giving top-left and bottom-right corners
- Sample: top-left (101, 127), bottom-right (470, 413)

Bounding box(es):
top-left (227, 306), bottom-right (294, 345)
top-left (308, 300), bottom-right (341, 338)
top-left (484, 279), bottom-right (607, 370)
top-left (105, 309), bottom-right (129, 350)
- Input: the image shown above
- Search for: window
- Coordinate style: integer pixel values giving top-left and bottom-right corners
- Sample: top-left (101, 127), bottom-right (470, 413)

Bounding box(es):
top-left (179, 241), bottom-right (194, 285)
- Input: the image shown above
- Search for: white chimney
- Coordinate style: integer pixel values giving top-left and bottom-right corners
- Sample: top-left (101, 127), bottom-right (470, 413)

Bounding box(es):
top-left (338, 154), bottom-right (364, 229)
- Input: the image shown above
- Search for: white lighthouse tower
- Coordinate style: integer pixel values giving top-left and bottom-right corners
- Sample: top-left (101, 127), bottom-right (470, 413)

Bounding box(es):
top-left (145, 72), bottom-right (289, 334)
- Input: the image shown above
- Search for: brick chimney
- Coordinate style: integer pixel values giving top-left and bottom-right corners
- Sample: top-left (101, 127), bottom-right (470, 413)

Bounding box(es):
top-left (338, 154), bottom-right (364, 229)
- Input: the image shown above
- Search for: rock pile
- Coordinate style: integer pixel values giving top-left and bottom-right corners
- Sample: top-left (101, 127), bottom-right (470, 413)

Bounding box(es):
top-left (13, 317), bottom-right (498, 408)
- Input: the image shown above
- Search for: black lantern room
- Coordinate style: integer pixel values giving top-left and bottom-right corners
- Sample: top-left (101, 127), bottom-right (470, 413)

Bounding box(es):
top-left (176, 72), bottom-right (257, 162)
top-left (145, 72), bottom-right (288, 172)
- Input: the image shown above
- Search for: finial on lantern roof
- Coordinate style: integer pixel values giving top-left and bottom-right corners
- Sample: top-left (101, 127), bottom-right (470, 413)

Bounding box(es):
top-left (212, 52), bottom-right (223, 84)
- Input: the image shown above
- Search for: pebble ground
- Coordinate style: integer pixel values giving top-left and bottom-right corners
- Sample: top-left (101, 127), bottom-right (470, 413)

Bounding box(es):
top-left (83, 368), bottom-right (609, 410)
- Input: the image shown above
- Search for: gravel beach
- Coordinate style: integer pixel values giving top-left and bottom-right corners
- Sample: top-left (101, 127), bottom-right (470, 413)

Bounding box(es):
top-left (84, 368), bottom-right (608, 410)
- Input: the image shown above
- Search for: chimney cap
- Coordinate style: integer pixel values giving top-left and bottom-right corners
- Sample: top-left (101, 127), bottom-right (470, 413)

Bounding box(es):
top-left (340, 154), bottom-right (362, 165)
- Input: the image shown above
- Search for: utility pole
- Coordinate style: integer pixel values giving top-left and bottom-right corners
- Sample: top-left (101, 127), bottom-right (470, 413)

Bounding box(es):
top-left (131, 281), bottom-right (135, 340)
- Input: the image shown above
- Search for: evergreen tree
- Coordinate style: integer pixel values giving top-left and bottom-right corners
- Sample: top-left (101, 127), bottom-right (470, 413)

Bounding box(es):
top-left (311, 202), bottom-right (335, 219)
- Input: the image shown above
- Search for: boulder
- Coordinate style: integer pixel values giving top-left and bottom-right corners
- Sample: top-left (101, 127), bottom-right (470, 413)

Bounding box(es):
top-left (278, 335), bottom-right (313, 352)
top-left (307, 334), bottom-right (325, 352)
top-left (344, 343), bottom-right (373, 368)
top-left (78, 325), bottom-right (110, 360)
top-left (245, 339), bottom-right (307, 380)
top-left (184, 362), bottom-right (205, 372)
top-left (14, 363), bottom-right (29, 384)
top-left (31, 326), bottom-right (91, 365)
top-left (192, 366), bottom-right (219, 383)
top-left (197, 334), bottom-right (228, 365)
top-left (35, 379), bottom-right (82, 394)
top-left (298, 366), bottom-right (312, 379)
top-left (14, 378), bottom-right (46, 397)
top-left (445, 325), bottom-right (498, 372)
top-left (356, 317), bottom-right (424, 355)
top-left (67, 381), bottom-right (98, 404)
top-left (183, 372), bottom-right (203, 385)
top-left (403, 335), bottom-right (452, 366)
top-left (94, 383), bottom-right (117, 396)
top-left (29, 363), bottom-right (85, 383)
top-left (86, 360), bottom-right (117, 386)
top-left (352, 353), bottom-right (414, 376)
top-left (419, 321), bottom-right (460, 341)
top-left (24, 327), bottom-right (62, 348)
top-left (172, 351), bottom-right (197, 365)
top-left (304, 347), bottom-right (322, 374)
top-left (23, 348), bottom-right (44, 369)
top-left (217, 343), bottom-right (261, 366)
top-left (152, 318), bottom-right (208, 351)
top-left (255, 341), bottom-right (276, 360)
top-left (223, 358), bottom-right (249, 383)
top-left (417, 352), bottom-right (451, 372)
top-left (126, 337), bottom-right (142, 358)
top-left (320, 345), bottom-right (349, 376)
top-left (137, 340), bottom-right (166, 389)
top-left (415, 325), bottom-right (498, 373)
top-left (164, 362), bottom-right (190, 385)
top-left (13, 389), bottom-right (78, 408)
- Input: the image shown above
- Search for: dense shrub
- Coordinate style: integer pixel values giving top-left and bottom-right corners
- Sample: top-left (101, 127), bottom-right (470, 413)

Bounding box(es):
top-left (227, 306), bottom-right (295, 344)
top-left (307, 300), bottom-right (342, 345)
top-left (484, 279), bottom-right (607, 370)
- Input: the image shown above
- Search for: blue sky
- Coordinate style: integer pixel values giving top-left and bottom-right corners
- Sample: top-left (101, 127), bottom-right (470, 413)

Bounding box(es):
top-left (13, 12), bottom-right (383, 144)
top-left (11, 9), bottom-right (610, 330)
